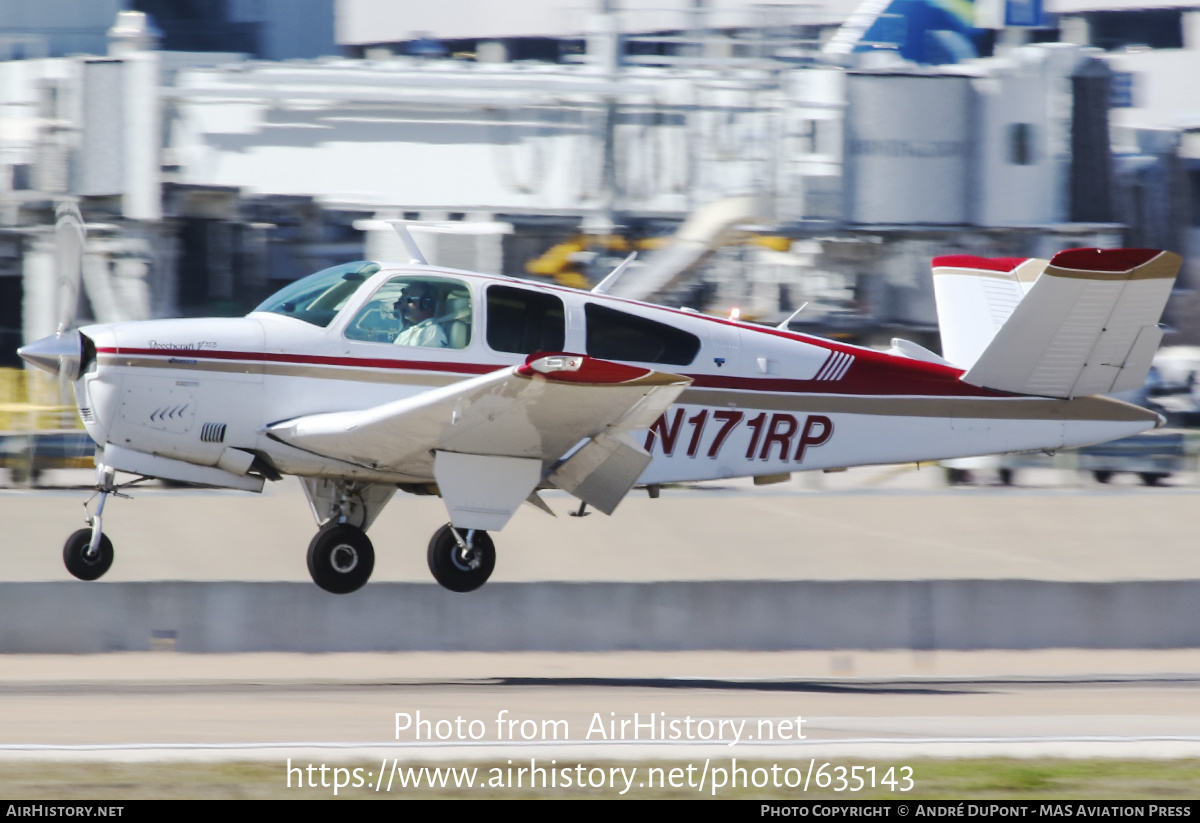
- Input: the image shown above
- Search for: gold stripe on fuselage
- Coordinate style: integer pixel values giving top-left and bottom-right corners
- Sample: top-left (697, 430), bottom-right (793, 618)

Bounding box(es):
top-left (102, 355), bottom-right (1158, 423)
top-left (678, 389), bottom-right (1158, 422)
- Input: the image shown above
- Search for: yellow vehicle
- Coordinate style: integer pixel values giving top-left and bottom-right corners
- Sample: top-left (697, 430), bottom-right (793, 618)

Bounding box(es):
top-left (0, 368), bottom-right (92, 486)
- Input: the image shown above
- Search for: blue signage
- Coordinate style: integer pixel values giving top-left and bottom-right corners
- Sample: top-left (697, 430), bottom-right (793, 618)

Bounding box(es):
top-left (1005, 0), bottom-right (1046, 27)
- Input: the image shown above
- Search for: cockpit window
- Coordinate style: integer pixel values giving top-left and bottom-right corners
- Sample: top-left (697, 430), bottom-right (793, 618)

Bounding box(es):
top-left (253, 261), bottom-right (381, 328)
top-left (344, 275), bottom-right (473, 349)
top-left (585, 303), bottom-right (700, 365)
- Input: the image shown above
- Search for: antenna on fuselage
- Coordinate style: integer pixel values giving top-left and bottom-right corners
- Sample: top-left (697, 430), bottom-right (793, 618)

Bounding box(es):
top-left (591, 252), bottom-right (637, 294)
top-left (385, 220), bottom-right (428, 265)
top-left (776, 303), bottom-right (808, 330)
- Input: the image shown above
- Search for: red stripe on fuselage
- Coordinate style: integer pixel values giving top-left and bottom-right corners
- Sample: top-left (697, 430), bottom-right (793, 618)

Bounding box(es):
top-left (103, 346), bottom-right (497, 375)
top-left (99, 344), bottom-right (1006, 398)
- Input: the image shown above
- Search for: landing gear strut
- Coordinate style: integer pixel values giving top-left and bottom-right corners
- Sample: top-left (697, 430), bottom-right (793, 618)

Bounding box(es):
top-left (427, 524), bottom-right (495, 593)
top-left (63, 466), bottom-right (122, 581)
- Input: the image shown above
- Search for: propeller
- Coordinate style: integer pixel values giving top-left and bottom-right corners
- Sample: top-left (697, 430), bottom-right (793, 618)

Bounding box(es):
top-left (17, 203), bottom-right (88, 426)
top-left (54, 202), bottom-right (86, 334)
top-left (11, 203), bottom-right (93, 486)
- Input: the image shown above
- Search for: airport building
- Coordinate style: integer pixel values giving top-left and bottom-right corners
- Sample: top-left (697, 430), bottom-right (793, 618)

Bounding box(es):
top-left (1, 0), bottom-right (1198, 367)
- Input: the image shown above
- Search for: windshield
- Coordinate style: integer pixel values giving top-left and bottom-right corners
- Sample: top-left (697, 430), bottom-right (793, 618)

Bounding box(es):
top-left (253, 261), bottom-right (381, 327)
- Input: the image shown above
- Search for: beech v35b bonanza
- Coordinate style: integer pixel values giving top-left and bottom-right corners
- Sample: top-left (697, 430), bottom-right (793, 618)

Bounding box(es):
top-left (18, 237), bottom-right (1181, 594)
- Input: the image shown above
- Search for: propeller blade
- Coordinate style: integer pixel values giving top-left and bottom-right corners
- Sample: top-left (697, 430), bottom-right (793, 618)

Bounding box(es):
top-left (54, 203), bottom-right (86, 335)
top-left (51, 203), bottom-right (87, 426)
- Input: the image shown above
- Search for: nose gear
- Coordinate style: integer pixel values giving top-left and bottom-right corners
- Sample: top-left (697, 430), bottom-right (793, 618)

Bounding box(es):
top-left (62, 464), bottom-right (142, 582)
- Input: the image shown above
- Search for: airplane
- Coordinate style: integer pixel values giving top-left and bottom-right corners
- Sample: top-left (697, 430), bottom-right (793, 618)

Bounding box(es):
top-left (17, 229), bottom-right (1181, 595)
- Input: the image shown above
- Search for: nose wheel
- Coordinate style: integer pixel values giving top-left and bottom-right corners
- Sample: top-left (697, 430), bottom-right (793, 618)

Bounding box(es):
top-left (307, 523), bottom-right (375, 594)
top-left (63, 528), bottom-right (114, 581)
top-left (63, 468), bottom-right (125, 582)
top-left (427, 524), bottom-right (495, 593)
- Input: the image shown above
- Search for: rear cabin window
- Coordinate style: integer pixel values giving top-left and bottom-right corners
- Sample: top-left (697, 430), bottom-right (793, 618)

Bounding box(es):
top-left (486, 285), bottom-right (566, 354)
top-left (584, 303), bottom-right (700, 366)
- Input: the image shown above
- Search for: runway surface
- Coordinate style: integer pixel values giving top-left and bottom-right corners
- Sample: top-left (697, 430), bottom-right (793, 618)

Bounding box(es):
top-left (2, 467), bottom-right (1198, 765)
top-left (1, 650), bottom-right (1198, 762)
top-left (4, 465), bottom-right (1200, 583)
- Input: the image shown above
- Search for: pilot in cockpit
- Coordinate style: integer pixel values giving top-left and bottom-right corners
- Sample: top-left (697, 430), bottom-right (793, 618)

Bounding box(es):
top-left (393, 283), bottom-right (448, 348)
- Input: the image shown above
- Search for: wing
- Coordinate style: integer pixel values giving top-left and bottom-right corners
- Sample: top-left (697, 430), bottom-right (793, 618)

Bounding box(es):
top-left (267, 353), bottom-right (690, 528)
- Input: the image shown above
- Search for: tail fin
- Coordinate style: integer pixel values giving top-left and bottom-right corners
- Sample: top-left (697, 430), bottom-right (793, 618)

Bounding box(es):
top-left (932, 254), bottom-right (1049, 369)
top-left (953, 248), bottom-right (1181, 399)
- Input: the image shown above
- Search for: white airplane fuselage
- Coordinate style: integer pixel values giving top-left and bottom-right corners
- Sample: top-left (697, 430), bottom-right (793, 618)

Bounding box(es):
top-left (23, 248), bottom-right (1174, 593)
top-left (73, 263), bottom-right (1158, 491)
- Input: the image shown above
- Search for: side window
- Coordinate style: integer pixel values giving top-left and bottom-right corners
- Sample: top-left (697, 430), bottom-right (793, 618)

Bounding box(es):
top-left (344, 275), bottom-right (472, 349)
top-left (585, 303), bottom-right (700, 366)
top-left (486, 285), bottom-right (566, 354)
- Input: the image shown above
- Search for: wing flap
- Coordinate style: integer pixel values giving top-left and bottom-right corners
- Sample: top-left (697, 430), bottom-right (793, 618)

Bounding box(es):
top-left (961, 249), bottom-right (1180, 398)
top-left (433, 452), bottom-right (542, 530)
top-left (547, 431), bottom-right (652, 515)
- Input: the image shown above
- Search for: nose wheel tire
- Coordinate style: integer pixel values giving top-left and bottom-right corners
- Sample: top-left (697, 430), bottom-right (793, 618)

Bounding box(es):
top-left (307, 524), bottom-right (375, 594)
top-left (427, 524), bottom-right (495, 593)
top-left (63, 528), bottom-right (114, 581)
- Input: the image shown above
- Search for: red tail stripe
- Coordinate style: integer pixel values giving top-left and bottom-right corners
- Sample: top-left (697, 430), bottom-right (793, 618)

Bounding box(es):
top-left (932, 255), bottom-right (1028, 272)
top-left (1050, 248), bottom-right (1161, 272)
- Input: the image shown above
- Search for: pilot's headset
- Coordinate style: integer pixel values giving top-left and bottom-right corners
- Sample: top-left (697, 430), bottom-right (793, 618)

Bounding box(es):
top-left (396, 284), bottom-right (435, 318)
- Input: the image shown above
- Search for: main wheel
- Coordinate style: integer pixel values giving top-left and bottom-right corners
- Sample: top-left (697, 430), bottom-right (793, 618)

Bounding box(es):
top-left (63, 528), bottom-right (114, 581)
top-left (427, 524), bottom-right (495, 593)
top-left (307, 523), bottom-right (375, 594)
top-left (946, 468), bottom-right (972, 486)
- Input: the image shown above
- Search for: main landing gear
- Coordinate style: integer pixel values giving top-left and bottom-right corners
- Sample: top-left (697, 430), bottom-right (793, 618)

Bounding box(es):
top-left (301, 479), bottom-right (387, 595)
top-left (303, 520), bottom-right (496, 595)
top-left (300, 479), bottom-right (499, 595)
top-left (427, 524), bottom-right (495, 593)
top-left (304, 519), bottom-right (495, 595)
top-left (307, 523), bottom-right (375, 594)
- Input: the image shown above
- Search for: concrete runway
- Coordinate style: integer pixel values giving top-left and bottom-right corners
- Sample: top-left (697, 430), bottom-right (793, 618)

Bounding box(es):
top-left (2, 467), bottom-right (1198, 764)
top-left (1, 650), bottom-right (1198, 762)
top-left (4, 465), bottom-right (1200, 583)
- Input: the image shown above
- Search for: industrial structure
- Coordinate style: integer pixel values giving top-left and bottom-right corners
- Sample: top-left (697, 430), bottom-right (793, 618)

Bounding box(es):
top-left (0, 1), bottom-right (1197, 372)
